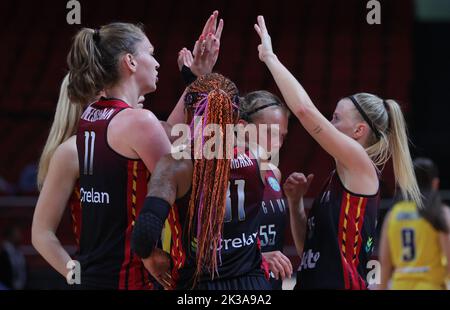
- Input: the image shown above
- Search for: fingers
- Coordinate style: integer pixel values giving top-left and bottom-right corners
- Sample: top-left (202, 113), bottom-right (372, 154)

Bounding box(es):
top-left (192, 39), bottom-right (200, 57)
top-left (278, 252), bottom-right (293, 277)
top-left (290, 172), bottom-right (308, 183)
top-left (156, 271), bottom-right (174, 290)
top-left (257, 15), bottom-right (268, 33)
top-left (269, 258), bottom-right (284, 280)
top-left (306, 174), bottom-right (314, 185)
top-left (211, 10), bottom-right (219, 34)
top-left (178, 48), bottom-right (193, 70)
top-left (205, 33), bottom-right (214, 55)
top-left (215, 19), bottom-right (224, 40)
top-left (185, 49), bottom-right (194, 65)
top-left (254, 23), bottom-right (262, 38)
top-left (177, 49), bottom-right (185, 70)
top-left (201, 10), bottom-right (219, 36)
top-left (201, 13), bottom-right (214, 36)
top-left (265, 251), bottom-right (293, 281)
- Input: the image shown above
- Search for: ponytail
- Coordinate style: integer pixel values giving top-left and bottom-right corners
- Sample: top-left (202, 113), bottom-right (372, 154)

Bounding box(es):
top-left (353, 93), bottom-right (422, 208)
top-left (384, 99), bottom-right (422, 208)
top-left (67, 28), bottom-right (105, 105)
top-left (67, 22), bottom-right (145, 105)
top-left (37, 74), bottom-right (82, 190)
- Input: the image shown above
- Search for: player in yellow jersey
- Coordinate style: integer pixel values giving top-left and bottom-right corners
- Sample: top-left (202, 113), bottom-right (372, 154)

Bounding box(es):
top-left (379, 158), bottom-right (450, 289)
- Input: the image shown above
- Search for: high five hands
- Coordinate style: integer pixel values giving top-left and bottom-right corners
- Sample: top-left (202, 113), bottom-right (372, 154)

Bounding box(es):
top-left (178, 13), bottom-right (279, 76)
top-left (177, 10), bottom-right (224, 77)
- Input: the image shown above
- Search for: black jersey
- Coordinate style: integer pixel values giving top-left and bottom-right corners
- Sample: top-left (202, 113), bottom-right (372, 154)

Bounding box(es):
top-left (163, 148), bottom-right (269, 288)
top-left (295, 170), bottom-right (379, 290)
top-left (76, 98), bottom-right (153, 289)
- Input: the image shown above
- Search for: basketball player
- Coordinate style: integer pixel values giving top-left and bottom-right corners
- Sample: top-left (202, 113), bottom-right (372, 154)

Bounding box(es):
top-left (32, 12), bottom-right (224, 289)
top-left (254, 15), bottom-right (421, 289)
top-left (379, 158), bottom-right (450, 290)
top-left (132, 73), bottom-right (272, 290)
top-left (239, 91), bottom-right (292, 289)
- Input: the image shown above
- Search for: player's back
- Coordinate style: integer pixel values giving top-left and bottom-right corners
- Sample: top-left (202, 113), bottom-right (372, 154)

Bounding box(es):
top-left (76, 98), bottom-right (152, 289)
top-left (167, 148), bottom-right (269, 289)
top-left (388, 201), bottom-right (447, 289)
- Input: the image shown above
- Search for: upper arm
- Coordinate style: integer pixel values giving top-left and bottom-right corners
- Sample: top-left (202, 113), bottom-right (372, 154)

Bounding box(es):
top-left (32, 137), bottom-right (79, 235)
top-left (298, 105), bottom-right (373, 173)
top-left (147, 154), bottom-right (193, 204)
top-left (128, 110), bottom-right (172, 173)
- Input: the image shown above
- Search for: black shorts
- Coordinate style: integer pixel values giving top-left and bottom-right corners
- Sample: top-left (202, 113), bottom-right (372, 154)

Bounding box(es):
top-left (195, 273), bottom-right (271, 290)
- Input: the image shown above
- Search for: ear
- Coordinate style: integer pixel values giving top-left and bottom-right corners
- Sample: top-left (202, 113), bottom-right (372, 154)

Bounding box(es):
top-left (123, 53), bottom-right (137, 73)
top-left (353, 122), bottom-right (368, 140)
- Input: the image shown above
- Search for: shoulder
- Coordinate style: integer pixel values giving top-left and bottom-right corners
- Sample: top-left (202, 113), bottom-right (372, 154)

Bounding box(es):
top-left (118, 108), bottom-right (160, 127)
top-left (48, 136), bottom-right (79, 179)
top-left (54, 136), bottom-right (78, 163)
top-left (114, 108), bottom-right (165, 139)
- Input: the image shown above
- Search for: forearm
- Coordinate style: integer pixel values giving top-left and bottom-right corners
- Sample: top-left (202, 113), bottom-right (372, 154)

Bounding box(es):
top-left (288, 197), bottom-right (307, 257)
top-left (264, 55), bottom-right (315, 118)
top-left (32, 229), bottom-right (72, 278)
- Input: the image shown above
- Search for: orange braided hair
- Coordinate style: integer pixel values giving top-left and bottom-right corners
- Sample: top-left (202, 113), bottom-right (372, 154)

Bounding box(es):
top-left (185, 73), bottom-right (239, 282)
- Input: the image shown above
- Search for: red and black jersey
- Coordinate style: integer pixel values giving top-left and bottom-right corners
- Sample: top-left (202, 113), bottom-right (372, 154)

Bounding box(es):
top-left (295, 170), bottom-right (380, 290)
top-left (165, 148), bottom-right (267, 288)
top-left (76, 98), bottom-right (153, 289)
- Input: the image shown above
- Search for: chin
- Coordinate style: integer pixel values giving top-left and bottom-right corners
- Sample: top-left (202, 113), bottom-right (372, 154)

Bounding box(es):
top-left (144, 86), bottom-right (156, 94)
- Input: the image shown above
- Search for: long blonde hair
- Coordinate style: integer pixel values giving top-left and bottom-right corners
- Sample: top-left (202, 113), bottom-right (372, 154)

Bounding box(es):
top-left (352, 93), bottom-right (422, 208)
top-left (37, 74), bottom-right (83, 190)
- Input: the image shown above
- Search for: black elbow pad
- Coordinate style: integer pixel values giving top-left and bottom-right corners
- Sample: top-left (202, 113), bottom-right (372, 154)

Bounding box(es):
top-left (131, 196), bottom-right (171, 258)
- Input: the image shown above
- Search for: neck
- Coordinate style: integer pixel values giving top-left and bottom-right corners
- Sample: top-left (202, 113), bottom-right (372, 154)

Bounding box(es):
top-left (105, 80), bottom-right (140, 108)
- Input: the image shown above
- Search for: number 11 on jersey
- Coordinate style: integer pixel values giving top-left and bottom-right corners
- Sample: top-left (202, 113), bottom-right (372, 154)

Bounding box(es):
top-left (225, 180), bottom-right (246, 223)
top-left (83, 131), bottom-right (95, 175)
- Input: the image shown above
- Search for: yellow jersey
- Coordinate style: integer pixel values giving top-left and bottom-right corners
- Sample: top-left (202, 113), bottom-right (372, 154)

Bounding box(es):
top-left (387, 201), bottom-right (447, 290)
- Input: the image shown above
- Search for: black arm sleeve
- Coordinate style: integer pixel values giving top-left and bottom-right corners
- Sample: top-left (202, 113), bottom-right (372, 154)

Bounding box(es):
top-left (181, 65), bottom-right (197, 86)
top-left (131, 196), bottom-right (171, 259)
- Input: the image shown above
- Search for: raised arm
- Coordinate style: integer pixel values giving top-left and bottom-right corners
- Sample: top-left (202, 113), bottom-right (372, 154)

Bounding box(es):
top-left (31, 136), bottom-right (79, 278)
top-left (167, 10), bottom-right (224, 126)
top-left (254, 16), bottom-right (372, 173)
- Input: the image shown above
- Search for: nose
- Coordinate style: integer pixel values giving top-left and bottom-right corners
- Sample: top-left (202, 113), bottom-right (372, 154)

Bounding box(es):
top-left (155, 60), bottom-right (160, 70)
